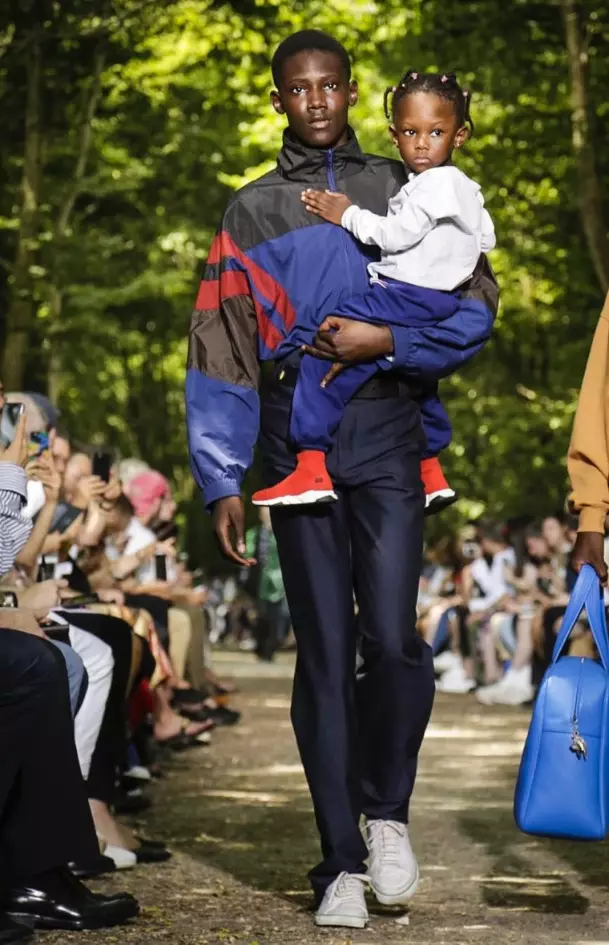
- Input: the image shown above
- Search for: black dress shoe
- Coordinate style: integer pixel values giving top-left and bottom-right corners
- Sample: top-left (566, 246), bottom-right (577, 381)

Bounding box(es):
top-left (112, 788), bottom-right (151, 815)
top-left (68, 854), bottom-right (116, 879)
top-left (4, 868), bottom-right (138, 930)
top-left (0, 915), bottom-right (33, 944)
top-left (134, 840), bottom-right (172, 864)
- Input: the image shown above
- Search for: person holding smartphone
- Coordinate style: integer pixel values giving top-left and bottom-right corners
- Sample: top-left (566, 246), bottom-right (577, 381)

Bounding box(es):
top-left (0, 407), bottom-right (138, 936)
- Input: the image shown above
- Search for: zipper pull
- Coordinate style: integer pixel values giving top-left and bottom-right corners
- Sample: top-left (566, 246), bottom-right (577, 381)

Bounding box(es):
top-left (570, 716), bottom-right (587, 760)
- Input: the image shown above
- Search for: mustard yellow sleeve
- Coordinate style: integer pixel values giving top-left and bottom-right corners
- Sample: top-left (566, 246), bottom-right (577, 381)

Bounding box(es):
top-left (568, 295), bottom-right (609, 533)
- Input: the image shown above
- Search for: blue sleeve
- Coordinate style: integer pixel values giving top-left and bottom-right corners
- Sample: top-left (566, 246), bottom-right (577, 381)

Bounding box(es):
top-left (185, 370), bottom-right (260, 508)
top-left (387, 297), bottom-right (495, 379)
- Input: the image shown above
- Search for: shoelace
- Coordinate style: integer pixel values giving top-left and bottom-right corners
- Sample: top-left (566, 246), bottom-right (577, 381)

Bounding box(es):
top-left (368, 820), bottom-right (406, 867)
top-left (332, 872), bottom-right (370, 902)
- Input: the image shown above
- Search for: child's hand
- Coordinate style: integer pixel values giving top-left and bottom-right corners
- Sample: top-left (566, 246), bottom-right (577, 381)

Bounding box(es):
top-left (302, 189), bottom-right (352, 225)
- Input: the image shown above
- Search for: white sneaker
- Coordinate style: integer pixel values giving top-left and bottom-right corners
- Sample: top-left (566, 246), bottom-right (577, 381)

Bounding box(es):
top-left (435, 662), bottom-right (476, 694)
top-left (477, 666), bottom-right (534, 706)
top-left (314, 872), bottom-right (369, 928)
top-left (367, 820), bottom-right (419, 906)
top-left (433, 650), bottom-right (461, 675)
top-left (103, 844), bottom-right (137, 870)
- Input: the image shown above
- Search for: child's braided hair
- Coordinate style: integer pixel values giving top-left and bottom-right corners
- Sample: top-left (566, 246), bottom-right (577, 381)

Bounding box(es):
top-left (383, 70), bottom-right (474, 134)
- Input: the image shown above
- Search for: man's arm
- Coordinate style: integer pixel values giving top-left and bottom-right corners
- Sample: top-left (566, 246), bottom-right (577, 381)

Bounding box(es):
top-left (568, 296), bottom-right (609, 581)
top-left (186, 226), bottom-right (260, 506)
top-left (0, 416), bottom-right (32, 578)
top-left (186, 214), bottom-right (263, 566)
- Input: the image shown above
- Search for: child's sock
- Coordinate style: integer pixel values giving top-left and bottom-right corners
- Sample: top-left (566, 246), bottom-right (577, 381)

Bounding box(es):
top-left (252, 450), bottom-right (337, 507)
top-left (420, 456), bottom-right (457, 516)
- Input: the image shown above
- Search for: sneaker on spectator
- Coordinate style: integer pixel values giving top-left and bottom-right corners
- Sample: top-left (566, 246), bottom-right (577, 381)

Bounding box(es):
top-left (476, 666), bottom-right (534, 706)
top-left (433, 650), bottom-right (461, 676)
top-left (367, 820), bottom-right (419, 906)
top-left (314, 872), bottom-right (369, 928)
top-left (436, 661), bottom-right (476, 694)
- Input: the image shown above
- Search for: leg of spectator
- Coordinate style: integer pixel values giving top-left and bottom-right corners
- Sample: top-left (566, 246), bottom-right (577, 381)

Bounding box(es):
top-left (167, 607), bottom-right (192, 682)
top-left (50, 638), bottom-right (88, 718)
top-left (0, 630), bottom-right (99, 881)
top-left (67, 627), bottom-right (114, 780)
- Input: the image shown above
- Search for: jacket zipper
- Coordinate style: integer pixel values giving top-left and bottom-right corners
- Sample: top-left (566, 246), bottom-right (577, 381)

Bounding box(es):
top-left (325, 149), bottom-right (337, 190)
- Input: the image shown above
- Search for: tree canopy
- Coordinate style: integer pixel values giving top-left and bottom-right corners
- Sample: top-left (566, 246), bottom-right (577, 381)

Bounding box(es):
top-left (1, 0), bottom-right (607, 567)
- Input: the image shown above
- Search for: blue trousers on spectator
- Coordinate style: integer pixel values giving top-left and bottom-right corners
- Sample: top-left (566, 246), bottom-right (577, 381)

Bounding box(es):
top-left (52, 639), bottom-right (88, 717)
top-left (290, 279), bottom-right (457, 456)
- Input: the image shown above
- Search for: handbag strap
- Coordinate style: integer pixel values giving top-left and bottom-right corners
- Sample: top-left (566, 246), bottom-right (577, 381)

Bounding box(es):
top-left (552, 564), bottom-right (609, 669)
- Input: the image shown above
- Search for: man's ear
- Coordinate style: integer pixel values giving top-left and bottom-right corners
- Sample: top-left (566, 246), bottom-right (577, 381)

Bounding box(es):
top-left (454, 125), bottom-right (470, 149)
top-left (270, 90), bottom-right (284, 115)
top-left (348, 80), bottom-right (358, 107)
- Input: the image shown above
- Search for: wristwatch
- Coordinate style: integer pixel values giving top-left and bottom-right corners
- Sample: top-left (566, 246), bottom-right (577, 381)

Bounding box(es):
top-left (0, 591), bottom-right (18, 609)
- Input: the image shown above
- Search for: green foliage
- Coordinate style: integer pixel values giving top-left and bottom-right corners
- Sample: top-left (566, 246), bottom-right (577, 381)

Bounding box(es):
top-left (0, 0), bottom-right (608, 569)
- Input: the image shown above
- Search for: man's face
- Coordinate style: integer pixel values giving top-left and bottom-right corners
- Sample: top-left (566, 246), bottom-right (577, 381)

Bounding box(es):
top-left (52, 436), bottom-right (71, 478)
top-left (271, 50), bottom-right (357, 150)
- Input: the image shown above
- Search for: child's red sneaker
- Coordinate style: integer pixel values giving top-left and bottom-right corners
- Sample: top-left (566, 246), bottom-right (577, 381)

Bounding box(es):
top-left (252, 450), bottom-right (337, 507)
top-left (421, 456), bottom-right (457, 516)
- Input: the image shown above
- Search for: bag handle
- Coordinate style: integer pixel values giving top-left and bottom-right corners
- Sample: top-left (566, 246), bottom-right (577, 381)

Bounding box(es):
top-left (552, 564), bottom-right (609, 670)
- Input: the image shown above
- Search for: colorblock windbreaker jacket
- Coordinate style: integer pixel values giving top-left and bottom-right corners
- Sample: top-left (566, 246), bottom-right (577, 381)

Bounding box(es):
top-left (186, 129), bottom-right (499, 507)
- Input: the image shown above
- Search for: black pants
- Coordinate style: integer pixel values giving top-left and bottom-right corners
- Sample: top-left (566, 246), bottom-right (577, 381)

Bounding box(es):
top-left (57, 612), bottom-right (134, 804)
top-left (260, 380), bottom-right (435, 901)
top-left (0, 628), bottom-right (98, 883)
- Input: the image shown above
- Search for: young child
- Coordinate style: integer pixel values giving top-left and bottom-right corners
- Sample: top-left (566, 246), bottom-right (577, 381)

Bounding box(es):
top-left (252, 70), bottom-right (496, 512)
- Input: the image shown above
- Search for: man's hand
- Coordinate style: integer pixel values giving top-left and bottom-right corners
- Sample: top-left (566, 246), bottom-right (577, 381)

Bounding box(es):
top-left (27, 452), bottom-right (61, 502)
top-left (74, 474), bottom-right (106, 508)
top-left (156, 538), bottom-right (177, 558)
top-left (0, 413), bottom-right (27, 467)
top-left (301, 189), bottom-right (353, 225)
top-left (212, 496), bottom-right (256, 568)
top-left (19, 579), bottom-right (66, 619)
top-left (571, 531), bottom-right (608, 584)
top-left (302, 316), bottom-right (394, 383)
top-left (0, 608), bottom-right (45, 637)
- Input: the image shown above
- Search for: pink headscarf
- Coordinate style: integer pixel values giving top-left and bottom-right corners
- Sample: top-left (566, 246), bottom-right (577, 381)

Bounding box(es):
top-left (124, 470), bottom-right (170, 520)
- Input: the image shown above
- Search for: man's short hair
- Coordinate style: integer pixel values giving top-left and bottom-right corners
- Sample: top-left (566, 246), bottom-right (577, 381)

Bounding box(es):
top-left (271, 30), bottom-right (351, 88)
top-left (114, 494), bottom-right (135, 520)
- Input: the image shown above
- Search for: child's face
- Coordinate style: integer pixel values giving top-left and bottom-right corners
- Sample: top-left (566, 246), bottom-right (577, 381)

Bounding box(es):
top-left (390, 91), bottom-right (468, 174)
top-left (271, 50), bottom-right (358, 150)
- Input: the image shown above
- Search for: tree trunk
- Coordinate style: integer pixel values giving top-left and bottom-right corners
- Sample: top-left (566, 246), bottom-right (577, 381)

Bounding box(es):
top-left (47, 45), bottom-right (106, 402)
top-left (561, 0), bottom-right (609, 294)
top-left (1, 32), bottom-right (43, 389)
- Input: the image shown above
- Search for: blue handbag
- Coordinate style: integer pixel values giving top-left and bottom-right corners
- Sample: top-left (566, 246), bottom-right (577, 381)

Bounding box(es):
top-left (514, 564), bottom-right (609, 840)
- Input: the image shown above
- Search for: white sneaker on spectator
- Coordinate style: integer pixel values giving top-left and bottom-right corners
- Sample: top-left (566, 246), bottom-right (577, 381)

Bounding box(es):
top-left (436, 661), bottom-right (476, 694)
top-left (433, 650), bottom-right (461, 676)
top-left (314, 872), bottom-right (369, 928)
top-left (476, 666), bottom-right (534, 706)
top-left (367, 820), bottom-right (419, 905)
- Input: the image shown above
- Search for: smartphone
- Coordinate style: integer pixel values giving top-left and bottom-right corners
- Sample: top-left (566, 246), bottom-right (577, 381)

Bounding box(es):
top-left (50, 504), bottom-right (83, 535)
top-left (37, 557), bottom-right (56, 582)
top-left (29, 430), bottom-right (49, 459)
top-left (92, 450), bottom-right (112, 483)
top-left (155, 554), bottom-right (167, 581)
top-left (0, 402), bottom-right (25, 448)
top-left (61, 594), bottom-right (100, 608)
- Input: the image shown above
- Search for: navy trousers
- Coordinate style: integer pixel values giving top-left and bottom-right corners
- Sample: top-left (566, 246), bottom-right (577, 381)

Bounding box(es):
top-left (259, 378), bottom-right (436, 902)
top-left (290, 280), bottom-right (457, 457)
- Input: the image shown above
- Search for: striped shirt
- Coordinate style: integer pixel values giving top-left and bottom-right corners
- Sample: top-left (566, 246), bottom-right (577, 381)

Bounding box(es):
top-left (0, 463), bottom-right (32, 578)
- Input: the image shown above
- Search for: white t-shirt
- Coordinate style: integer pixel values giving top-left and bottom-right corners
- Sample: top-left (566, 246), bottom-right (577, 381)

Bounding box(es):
top-left (341, 165), bottom-right (496, 291)
top-left (106, 517), bottom-right (175, 584)
top-left (468, 547), bottom-right (516, 613)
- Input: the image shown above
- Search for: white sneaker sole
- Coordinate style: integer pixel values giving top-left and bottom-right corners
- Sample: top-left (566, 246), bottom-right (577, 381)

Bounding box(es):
top-left (252, 489), bottom-right (337, 507)
top-left (315, 913), bottom-right (368, 928)
top-left (371, 864), bottom-right (420, 906)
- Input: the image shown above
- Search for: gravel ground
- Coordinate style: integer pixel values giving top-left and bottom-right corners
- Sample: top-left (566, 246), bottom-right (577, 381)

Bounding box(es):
top-left (45, 652), bottom-right (609, 945)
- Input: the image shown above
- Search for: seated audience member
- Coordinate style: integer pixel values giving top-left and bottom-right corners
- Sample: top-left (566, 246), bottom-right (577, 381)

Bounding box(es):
top-left (0, 409), bottom-right (138, 939)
